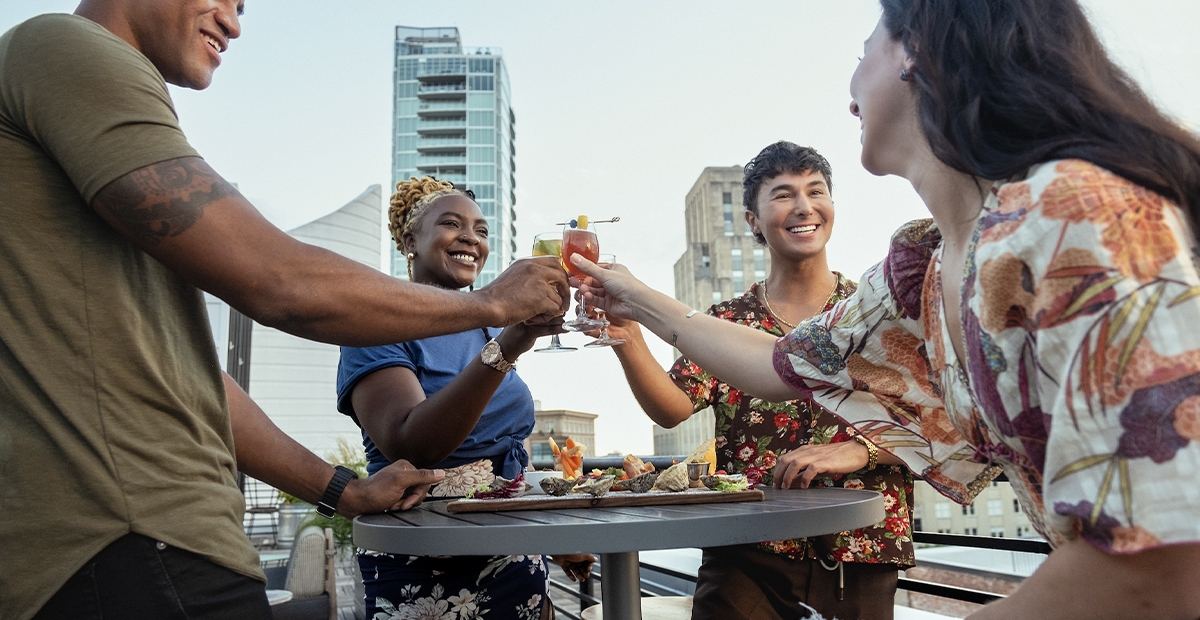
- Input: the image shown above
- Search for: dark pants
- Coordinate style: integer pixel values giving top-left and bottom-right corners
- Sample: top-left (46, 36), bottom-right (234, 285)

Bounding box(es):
top-left (692, 545), bottom-right (899, 620)
top-left (34, 533), bottom-right (271, 620)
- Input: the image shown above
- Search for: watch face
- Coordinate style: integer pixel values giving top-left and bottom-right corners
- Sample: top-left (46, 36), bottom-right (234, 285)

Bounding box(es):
top-left (482, 341), bottom-right (501, 364)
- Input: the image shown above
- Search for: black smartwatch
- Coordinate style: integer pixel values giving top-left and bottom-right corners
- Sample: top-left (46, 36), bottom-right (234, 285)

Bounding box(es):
top-left (316, 465), bottom-right (358, 518)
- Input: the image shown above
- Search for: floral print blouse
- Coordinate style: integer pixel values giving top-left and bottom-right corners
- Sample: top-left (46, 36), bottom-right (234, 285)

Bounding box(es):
top-left (774, 160), bottom-right (1200, 554)
top-left (670, 279), bottom-right (915, 567)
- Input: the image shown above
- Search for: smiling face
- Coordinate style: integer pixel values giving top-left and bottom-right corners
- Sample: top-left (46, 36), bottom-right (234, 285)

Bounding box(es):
top-left (745, 170), bottom-right (834, 263)
top-left (849, 18), bottom-right (920, 177)
top-left (126, 0), bottom-right (243, 90)
top-left (404, 194), bottom-right (490, 289)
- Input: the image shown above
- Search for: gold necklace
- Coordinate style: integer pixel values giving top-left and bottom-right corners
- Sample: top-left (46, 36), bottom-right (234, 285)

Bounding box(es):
top-left (761, 275), bottom-right (839, 330)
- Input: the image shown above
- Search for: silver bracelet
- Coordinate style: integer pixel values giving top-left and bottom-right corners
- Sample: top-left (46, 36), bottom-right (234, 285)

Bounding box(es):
top-left (672, 310), bottom-right (699, 346)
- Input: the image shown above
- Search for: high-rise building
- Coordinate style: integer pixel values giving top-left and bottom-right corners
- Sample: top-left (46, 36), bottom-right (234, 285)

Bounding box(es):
top-left (524, 401), bottom-right (598, 464)
top-left (391, 26), bottom-right (517, 286)
top-left (673, 166), bottom-right (767, 310)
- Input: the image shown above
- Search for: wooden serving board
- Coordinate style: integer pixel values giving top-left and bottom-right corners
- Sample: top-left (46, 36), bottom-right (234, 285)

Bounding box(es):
top-left (446, 488), bottom-right (764, 514)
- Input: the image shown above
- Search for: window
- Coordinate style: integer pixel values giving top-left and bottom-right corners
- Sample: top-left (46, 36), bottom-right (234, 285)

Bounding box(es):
top-left (1016, 526), bottom-right (1027, 537)
top-left (396, 82), bottom-right (417, 98)
top-left (467, 165), bottom-right (495, 182)
top-left (935, 503), bottom-right (951, 519)
top-left (531, 443), bottom-right (553, 461)
top-left (477, 200), bottom-right (495, 217)
top-left (722, 192), bottom-right (734, 236)
top-left (913, 518), bottom-right (922, 532)
top-left (396, 59), bottom-right (417, 80)
top-left (468, 111), bottom-right (494, 127)
top-left (701, 244), bottom-right (711, 278)
top-left (469, 184), bottom-right (495, 200)
top-left (468, 93), bottom-right (494, 110)
top-left (469, 57), bottom-right (494, 73)
top-left (468, 147), bottom-right (495, 163)
top-left (964, 527), bottom-right (978, 536)
top-left (712, 290), bottom-right (722, 304)
top-left (395, 153), bottom-right (416, 169)
top-left (732, 248), bottom-right (744, 292)
top-left (988, 499), bottom-right (1003, 516)
top-left (469, 75), bottom-right (494, 91)
top-left (1014, 499), bottom-right (1022, 513)
top-left (962, 504), bottom-right (975, 516)
top-left (396, 118), bottom-right (416, 133)
top-left (395, 135), bottom-right (416, 151)
top-left (468, 128), bottom-right (493, 145)
top-left (753, 247), bottom-right (765, 272)
top-left (991, 527), bottom-right (1006, 537)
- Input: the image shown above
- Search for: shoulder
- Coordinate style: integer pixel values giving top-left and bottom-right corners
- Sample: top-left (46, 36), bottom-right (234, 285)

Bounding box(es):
top-left (883, 219), bottom-right (940, 320)
top-left (4, 14), bottom-right (162, 81)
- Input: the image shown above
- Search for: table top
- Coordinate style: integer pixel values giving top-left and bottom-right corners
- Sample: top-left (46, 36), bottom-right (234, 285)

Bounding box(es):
top-left (354, 486), bottom-right (882, 556)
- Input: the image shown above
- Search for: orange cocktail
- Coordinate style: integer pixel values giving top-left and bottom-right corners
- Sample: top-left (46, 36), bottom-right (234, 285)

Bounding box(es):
top-left (562, 228), bottom-right (598, 279)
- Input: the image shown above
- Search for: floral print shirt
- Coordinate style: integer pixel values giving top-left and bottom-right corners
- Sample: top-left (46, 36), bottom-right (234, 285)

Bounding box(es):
top-left (774, 160), bottom-right (1200, 554)
top-left (670, 279), bottom-right (915, 567)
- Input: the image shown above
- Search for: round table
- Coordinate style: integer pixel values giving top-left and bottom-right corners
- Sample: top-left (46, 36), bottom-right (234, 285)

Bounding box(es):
top-left (355, 486), bottom-right (882, 620)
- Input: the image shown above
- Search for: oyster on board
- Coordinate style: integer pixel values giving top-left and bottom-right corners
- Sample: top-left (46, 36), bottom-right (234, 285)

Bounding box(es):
top-left (540, 477), bottom-right (576, 497)
top-left (624, 471), bottom-right (658, 493)
top-left (653, 462), bottom-right (689, 492)
top-left (572, 475), bottom-right (615, 497)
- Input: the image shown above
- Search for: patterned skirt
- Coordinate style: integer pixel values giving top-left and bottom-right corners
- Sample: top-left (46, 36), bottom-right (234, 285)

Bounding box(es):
top-left (359, 551), bottom-right (551, 620)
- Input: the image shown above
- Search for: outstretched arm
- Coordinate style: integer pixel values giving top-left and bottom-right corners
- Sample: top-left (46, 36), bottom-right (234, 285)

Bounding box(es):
top-left (575, 257), bottom-right (796, 401)
top-left (225, 373), bottom-right (442, 515)
top-left (605, 319), bottom-right (696, 429)
top-left (91, 157), bottom-right (569, 346)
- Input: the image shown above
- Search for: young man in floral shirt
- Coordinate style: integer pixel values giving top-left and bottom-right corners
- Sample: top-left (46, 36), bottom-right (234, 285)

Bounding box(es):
top-left (607, 142), bottom-right (913, 619)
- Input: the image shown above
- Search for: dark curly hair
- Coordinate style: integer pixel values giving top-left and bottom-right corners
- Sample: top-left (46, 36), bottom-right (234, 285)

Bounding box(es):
top-left (880, 0), bottom-right (1200, 229)
top-left (742, 142), bottom-right (834, 244)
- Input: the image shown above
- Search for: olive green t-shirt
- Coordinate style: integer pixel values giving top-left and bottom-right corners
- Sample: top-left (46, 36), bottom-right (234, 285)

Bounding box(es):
top-left (0, 14), bottom-right (261, 619)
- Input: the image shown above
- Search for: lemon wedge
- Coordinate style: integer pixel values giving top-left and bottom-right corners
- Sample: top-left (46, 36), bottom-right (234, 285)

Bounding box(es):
top-left (532, 238), bottom-right (562, 257)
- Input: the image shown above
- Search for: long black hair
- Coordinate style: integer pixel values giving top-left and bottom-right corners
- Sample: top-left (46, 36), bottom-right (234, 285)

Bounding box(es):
top-left (881, 0), bottom-right (1200, 227)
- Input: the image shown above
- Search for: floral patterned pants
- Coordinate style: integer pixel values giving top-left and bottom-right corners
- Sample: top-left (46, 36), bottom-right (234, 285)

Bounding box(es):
top-left (359, 552), bottom-right (552, 620)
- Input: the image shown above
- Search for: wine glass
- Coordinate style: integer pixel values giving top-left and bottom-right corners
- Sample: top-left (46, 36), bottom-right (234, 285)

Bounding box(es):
top-left (560, 218), bottom-right (605, 332)
top-left (584, 254), bottom-right (626, 348)
top-left (529, 232), bottom-right (577, 353)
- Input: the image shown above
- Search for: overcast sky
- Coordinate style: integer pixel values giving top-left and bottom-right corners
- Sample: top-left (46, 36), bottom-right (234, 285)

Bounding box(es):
top-left (5, 1), bottom-right (1199, 456)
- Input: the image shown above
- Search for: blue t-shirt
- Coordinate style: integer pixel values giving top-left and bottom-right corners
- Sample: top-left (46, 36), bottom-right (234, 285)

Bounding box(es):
top-left (336, 327), bottom-right (534, 478)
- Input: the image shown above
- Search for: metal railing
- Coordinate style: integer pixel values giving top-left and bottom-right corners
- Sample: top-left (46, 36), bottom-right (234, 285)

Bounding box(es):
top-left (535, 457), bottom-right (1050, 615)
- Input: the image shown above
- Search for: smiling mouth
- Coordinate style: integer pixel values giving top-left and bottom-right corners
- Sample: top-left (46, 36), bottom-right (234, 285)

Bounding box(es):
top-left (449, 253), bottom-right (477, 265)
top-left (202, 33), bottom-right (224, 54)
top-left (787, 224), bottom-right (818, 235)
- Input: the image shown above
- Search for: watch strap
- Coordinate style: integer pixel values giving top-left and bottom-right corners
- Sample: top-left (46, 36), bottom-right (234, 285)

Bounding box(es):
top-left (316, 465), bottom-right (358, 518)
top-left (482, 339), bottom-right (515, 373)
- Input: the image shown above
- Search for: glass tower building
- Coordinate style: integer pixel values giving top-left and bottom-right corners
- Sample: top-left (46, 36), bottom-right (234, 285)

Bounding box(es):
top-left (391, 26), bottom-right (517, 285)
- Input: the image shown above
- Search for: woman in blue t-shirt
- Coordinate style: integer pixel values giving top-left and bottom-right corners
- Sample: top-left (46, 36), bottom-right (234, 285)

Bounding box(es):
top-left (337, 176), bottom-right (593, 620)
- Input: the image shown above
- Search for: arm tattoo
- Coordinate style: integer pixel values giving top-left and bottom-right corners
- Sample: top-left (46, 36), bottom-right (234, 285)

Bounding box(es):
top-left (93, 157), bottom-right (236, 244)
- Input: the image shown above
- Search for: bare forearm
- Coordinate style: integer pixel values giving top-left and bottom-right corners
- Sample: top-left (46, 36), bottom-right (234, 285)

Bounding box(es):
top-left (379, 362), bottom-right (506, 468)
top-left (239, 240), bottom-right (503, 346)
top-left (612, 324), bottom-right (695, 428)
top-left (632, 295), bottom-right (796, 401)
top-left (969, 538), bottom-right (1200, 619)
top-left (225, 373), bottom-right (337, 503)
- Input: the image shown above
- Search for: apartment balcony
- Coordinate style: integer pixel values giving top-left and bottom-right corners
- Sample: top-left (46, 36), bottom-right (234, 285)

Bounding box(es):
top-left (416, 118), bottom-right (467, 134)
top-left (417, 83), bottom-right (466, 98)
top-left (417, 101), bottom-right (466, 115)
top-left (416, 137), bottom-right (466, 153)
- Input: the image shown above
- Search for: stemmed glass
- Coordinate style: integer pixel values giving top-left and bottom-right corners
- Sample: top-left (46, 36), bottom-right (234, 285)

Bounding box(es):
top-left (529, 232), bottom-right (577, 353)
top-left (584, 254), bottom-right (626, 348)
top-left (561, 218), bottom-right (605, 333)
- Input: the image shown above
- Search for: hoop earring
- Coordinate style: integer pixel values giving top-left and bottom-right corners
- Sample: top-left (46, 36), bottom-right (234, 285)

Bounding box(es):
top-left (406, 252), bottom-right (415, 281)
top-left (899, 69), bottom-right (912, 82)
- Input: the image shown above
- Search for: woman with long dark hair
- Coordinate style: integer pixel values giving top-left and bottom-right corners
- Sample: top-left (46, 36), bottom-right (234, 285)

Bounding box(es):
top-left (574, 1), bottom-right (1200, 617)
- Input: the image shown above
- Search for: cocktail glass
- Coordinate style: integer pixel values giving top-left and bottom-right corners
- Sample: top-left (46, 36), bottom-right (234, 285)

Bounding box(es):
top-left (530, 232), bottom-right (577, 353)
top-left (561, 218), bottom-right (605, 332)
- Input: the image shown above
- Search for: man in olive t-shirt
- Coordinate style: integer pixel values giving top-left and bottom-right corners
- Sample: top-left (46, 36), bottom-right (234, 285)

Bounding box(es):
top-left (0, 2), bottom-right (570, 619)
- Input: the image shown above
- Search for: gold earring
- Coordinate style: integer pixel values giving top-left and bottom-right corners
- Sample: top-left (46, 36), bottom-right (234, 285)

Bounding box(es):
top-left (406, 252), bottom-right (415, 281)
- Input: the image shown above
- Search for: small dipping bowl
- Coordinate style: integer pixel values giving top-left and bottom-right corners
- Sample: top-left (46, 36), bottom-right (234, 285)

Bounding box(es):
top-left (686, 462), bottom-right (708, 488)
top-left (523, 471), bottom-right (563, 495)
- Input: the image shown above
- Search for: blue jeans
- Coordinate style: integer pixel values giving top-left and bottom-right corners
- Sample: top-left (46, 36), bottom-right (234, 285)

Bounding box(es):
top-left (34, 533), bottom-right (270, 620)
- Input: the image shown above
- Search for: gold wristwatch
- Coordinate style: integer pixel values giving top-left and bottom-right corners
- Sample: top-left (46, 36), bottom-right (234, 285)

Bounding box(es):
top-left (480, 339), bottom-right (515, 374)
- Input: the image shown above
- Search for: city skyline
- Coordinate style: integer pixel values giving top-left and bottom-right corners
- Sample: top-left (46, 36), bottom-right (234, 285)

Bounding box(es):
top-left (4, 1), bottom-right (1198, 455)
